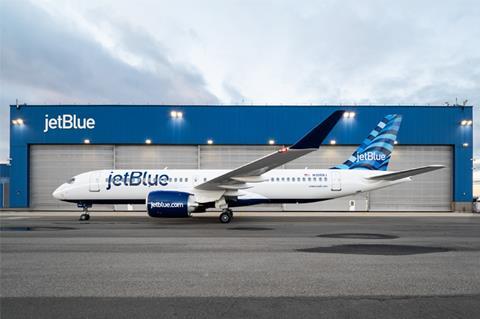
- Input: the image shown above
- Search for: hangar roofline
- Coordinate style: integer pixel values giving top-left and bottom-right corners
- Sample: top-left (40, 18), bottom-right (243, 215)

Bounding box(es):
top-left (8, 104), bottom-right (474, 108)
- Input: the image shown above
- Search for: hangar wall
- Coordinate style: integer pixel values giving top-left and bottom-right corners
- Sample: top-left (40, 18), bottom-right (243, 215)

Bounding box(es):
top-left (9, 104), bottom-right (473, 211)
top-left (29, 144), bottom-right (452, 211)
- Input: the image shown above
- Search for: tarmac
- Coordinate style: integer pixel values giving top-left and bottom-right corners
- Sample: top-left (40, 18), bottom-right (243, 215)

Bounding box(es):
top-left (1, 211), bottom-right (479, 318)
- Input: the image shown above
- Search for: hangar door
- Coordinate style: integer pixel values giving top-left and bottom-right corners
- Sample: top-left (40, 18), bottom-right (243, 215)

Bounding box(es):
top-left (29, 145), bottom-right (114, 210)
top-left (29, 144), bottom-right (452, 211)
top-left (368, 146), bottom-right (452, 211)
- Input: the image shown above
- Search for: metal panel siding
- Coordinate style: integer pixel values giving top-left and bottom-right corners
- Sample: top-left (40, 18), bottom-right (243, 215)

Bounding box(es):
top-left (199, 145), bottom-right (277, 169)
top-left (30, 145), bottom-right (114, 209)
top-left (369, 146), bottom-right (452, 211)
top-left (115, 145), bottom-right (198, 169)
top-left (9, 105), bottom-right (472, 208)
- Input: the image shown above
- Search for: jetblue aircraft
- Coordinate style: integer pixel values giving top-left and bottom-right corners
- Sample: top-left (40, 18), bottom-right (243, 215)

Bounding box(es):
top-left (53, 111), bottom-right (443, 223)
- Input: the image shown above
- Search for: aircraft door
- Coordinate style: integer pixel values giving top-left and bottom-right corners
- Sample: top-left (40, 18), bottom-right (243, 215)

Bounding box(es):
top-left (89, 171), bottom-right (101, 192)
top-left (330, 171), bottom-right (342, 191)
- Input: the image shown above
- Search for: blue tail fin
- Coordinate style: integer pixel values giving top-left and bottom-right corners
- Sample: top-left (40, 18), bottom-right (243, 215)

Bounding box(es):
top-left (332, 114), bottom-right (402, 171)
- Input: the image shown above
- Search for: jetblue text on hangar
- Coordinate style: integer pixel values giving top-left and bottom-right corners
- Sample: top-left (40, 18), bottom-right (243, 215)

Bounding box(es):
top-left (106, 171), bottom-right (169, 190)
top-left (43, 114), bottom-right (95, 133)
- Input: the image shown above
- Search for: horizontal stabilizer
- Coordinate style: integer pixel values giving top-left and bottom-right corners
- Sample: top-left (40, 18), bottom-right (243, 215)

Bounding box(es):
top-left (366, 165), bottom-right (445, 181)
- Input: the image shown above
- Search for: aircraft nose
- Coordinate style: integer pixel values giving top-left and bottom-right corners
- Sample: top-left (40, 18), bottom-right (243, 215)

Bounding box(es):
top-left (52, 185), bottom-right (65, 199)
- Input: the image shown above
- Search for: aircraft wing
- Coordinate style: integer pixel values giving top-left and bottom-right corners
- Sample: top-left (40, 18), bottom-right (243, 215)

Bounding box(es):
top-left (195, 110), bottom-right (345, 191)
top-left (366, 165), bottom-right (445, 181)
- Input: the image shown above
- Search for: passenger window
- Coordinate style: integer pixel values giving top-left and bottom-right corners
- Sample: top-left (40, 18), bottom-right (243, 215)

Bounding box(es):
top-left (179, 178), bottom-right (183, 182)
top-left (313, 177), bottom-right (316, 181)
top-left (286, 177), bottom-right (290, 181)
top-left (271, 177), bottom-right (274, 182)
top-left (281, 177), bottom-right (285, 181)
top-left (185, 178), bottom-right (188, 182)
top-left (276, 177), bottom-right (279, 181)
top-left (297, 177), bottom-right (300, 182)
top-left (308, 177), bottom-right (311, 181)
top-left (302, 177), bottom-right (306, 182)
top-left (204, 178), bottom-right (207, 182)
top-left (174, 178), bottom-right (177, 182)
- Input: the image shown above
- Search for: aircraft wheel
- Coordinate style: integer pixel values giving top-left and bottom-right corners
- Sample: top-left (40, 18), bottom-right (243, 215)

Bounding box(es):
top-left (219, 210), bottom-right (232, 223)
top-left (79, 213), bottom-right (90, 221)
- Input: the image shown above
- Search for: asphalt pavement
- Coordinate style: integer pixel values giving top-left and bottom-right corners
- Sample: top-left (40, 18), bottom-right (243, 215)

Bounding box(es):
top-left (1, 211), bottom-right (479, 318)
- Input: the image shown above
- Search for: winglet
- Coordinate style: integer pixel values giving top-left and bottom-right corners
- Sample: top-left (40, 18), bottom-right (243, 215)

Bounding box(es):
top-left (290, 110), bottom-right (345, 149)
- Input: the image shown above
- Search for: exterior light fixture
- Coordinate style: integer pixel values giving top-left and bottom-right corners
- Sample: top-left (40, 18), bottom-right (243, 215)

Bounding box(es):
top-left (467, 120), bottom-right (472, 125)
top-left (330, 140), bottom-right (336, 145)
top-left (207, 139), bottom-right (213, 145)
top-left (268, 139), bottom-right (275, 145)
top-left (394, 140), bottom-right (398, 145)
top-left (84, 139), bottom-right (91, 144)
top-left (460, 119), bottom-right (473, 126)
top-left (462, 143), bottom-right (469, 148)
top-left (12, 118), bottom-right (24, 125)
top-left (145, 139), bottom-right (152, 144)
top-left (343, 112), bottom-right (356, 118)
top-left (170, 110), bottom-right (183, 119)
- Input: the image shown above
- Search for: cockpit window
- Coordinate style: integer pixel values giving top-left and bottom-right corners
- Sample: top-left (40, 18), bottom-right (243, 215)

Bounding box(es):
top-left (67, 177), bottom-right (75, 184)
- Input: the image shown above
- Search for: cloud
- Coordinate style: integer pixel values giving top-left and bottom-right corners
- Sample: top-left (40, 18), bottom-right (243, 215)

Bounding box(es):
top-left (0, 0), bottom-right (218, 160)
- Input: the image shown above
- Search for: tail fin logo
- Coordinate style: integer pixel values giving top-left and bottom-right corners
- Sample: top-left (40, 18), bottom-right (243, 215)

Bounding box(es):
top-left (355, 152), bottom-right (386, 162)
top-left (333, 114), bottom-right (402, 171)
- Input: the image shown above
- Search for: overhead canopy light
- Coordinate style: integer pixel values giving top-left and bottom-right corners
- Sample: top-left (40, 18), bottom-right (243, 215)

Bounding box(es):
top-left (330, 140), bottom-right (337, 145)
top-left (343, 112), bottom-right (356, 118)
top-left (145, 139), bottom-right (152, 144)
top-left (83, 139), bottom-right (91, 144)
top-left (207, 139), bottom-right (213, 144)
top-left (268, 139), bottom-right (275, 145)
top-left (460, 119), bottom-right (472, 126)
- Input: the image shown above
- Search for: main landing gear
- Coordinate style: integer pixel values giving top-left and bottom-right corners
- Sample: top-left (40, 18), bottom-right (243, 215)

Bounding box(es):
top-left (78, 203), bottom-right (91, 221)
top-left (219, 209), bottom-right (233, 223)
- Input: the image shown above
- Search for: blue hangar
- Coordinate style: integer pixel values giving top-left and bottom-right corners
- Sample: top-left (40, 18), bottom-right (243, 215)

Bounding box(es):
top-left (5, 104), bottom-right (473, 212)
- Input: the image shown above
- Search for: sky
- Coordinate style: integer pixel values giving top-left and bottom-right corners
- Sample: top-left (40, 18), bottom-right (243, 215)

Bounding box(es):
top-left (0, 0), bottom-right (478, 162)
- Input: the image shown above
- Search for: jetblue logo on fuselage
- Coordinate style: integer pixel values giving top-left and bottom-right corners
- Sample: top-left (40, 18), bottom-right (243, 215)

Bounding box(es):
top-left (106, 171), bottom-right (169, 190)
top-left (43, 114), bottom-right (95, 133)
top-left (355, 152), bottom-right (386, 162)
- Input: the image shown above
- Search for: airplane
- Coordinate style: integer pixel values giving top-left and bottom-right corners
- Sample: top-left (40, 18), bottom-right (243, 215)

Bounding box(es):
top-left (52, 111), bottom-right (444, 223)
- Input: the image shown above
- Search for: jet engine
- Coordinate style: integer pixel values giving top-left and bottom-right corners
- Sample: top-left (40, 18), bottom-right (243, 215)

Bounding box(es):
top-left (146, 190), bottom-right (197, 218)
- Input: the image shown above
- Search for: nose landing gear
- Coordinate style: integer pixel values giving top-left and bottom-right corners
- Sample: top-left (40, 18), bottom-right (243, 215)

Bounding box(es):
top-left (78, 203), bottom-right (92, 221)
top-left (219, 209), bottom-right (233, 223)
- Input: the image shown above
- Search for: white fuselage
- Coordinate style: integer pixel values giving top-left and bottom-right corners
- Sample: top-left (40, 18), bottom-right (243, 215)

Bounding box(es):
top-left (53, 169), bottom-right (410, 206)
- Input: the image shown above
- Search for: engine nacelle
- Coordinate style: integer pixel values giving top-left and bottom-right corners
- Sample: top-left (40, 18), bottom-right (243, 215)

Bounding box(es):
top-left (146, 190), bottom-right (196, 218)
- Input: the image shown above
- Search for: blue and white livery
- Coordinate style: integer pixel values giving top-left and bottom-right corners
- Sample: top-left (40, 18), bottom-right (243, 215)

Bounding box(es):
top-left (53, 111), bottom-right (444, 223)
